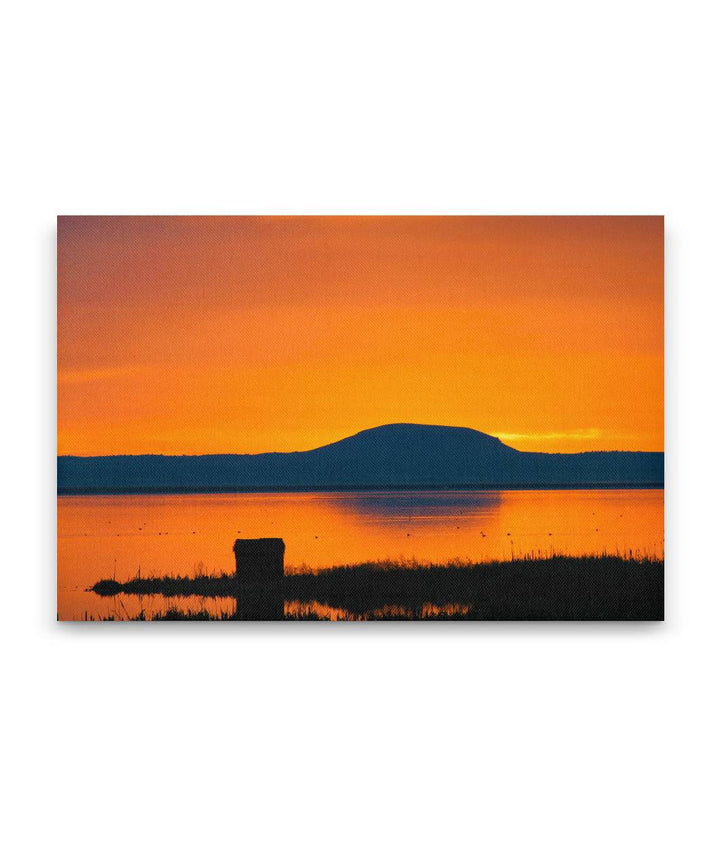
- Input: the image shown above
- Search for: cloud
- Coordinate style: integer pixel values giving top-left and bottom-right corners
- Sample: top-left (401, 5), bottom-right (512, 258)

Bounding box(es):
top-left (497, 429), bottom-right (603, 443)
top-left (58, 364), bottom-right (153, 384)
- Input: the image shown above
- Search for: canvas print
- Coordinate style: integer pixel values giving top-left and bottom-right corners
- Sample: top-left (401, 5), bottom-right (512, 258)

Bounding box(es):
top-left (57, 216), bottom-right (664, 621)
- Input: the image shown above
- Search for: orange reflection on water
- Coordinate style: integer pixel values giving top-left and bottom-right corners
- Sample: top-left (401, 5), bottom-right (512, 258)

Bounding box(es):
top-left (92, 595), bottom-right (238, 622)
top-left (284, 601), bottom-right (352, 621)
top-left (284, 601), bottom-right (471, 620)
top-left (58, 489), bottom-right (663, 620)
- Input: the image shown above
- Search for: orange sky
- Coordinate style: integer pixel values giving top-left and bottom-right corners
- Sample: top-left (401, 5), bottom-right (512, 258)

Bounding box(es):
top-left (57, 216), bottom-right (663, 455)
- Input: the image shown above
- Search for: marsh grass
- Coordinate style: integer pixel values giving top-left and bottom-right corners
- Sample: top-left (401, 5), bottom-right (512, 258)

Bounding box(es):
top-left (88, 552), bottom-right (663, 621)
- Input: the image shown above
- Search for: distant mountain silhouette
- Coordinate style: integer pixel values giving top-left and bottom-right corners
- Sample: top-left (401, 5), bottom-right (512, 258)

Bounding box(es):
top-left (57, 423), bottom-right (664, 493)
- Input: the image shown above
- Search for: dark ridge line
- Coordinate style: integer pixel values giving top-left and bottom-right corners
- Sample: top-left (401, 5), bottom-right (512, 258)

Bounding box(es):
top-left (58, 481), bottom-right (664, 496)
top-left (58, 451), bottom-right (664, 460)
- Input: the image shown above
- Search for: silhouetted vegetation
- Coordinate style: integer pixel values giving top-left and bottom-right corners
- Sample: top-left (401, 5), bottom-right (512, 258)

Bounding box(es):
top-left (92, 575), bottom-right (239, 598)
top-left (90, 553), bottom-right (663, 621)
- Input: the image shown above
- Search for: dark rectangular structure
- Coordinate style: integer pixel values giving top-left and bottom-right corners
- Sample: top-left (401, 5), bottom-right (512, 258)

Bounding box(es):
top-left (232, 538), bottom-right (285, 620)
top-left (233, 538), bottom-right (285, 580)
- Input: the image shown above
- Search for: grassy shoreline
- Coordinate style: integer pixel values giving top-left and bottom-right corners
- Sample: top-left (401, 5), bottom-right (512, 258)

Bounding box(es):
top-left (90, 553), bottom-right (664, 621)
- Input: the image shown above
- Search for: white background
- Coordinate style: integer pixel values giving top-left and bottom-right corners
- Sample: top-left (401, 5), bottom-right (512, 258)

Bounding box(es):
top-left (2, 2), bottom-right (718, 854)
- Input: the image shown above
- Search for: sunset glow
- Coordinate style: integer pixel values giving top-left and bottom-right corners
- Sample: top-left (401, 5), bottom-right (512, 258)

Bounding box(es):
top-left (58, 216), bottom-right (663, 455)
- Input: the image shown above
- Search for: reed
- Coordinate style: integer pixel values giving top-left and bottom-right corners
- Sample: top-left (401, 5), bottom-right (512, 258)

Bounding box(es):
top-left (89, 552), bottom-right (663, 621)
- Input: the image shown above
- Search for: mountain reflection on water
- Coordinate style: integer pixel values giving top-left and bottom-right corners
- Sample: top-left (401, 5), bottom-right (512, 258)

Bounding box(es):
top-left (322, 490), bottom-right (502, 522)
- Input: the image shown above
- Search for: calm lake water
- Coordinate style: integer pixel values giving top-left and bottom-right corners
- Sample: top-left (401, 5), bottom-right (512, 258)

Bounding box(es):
top-left (57, 489), bottom-right (663, 620)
